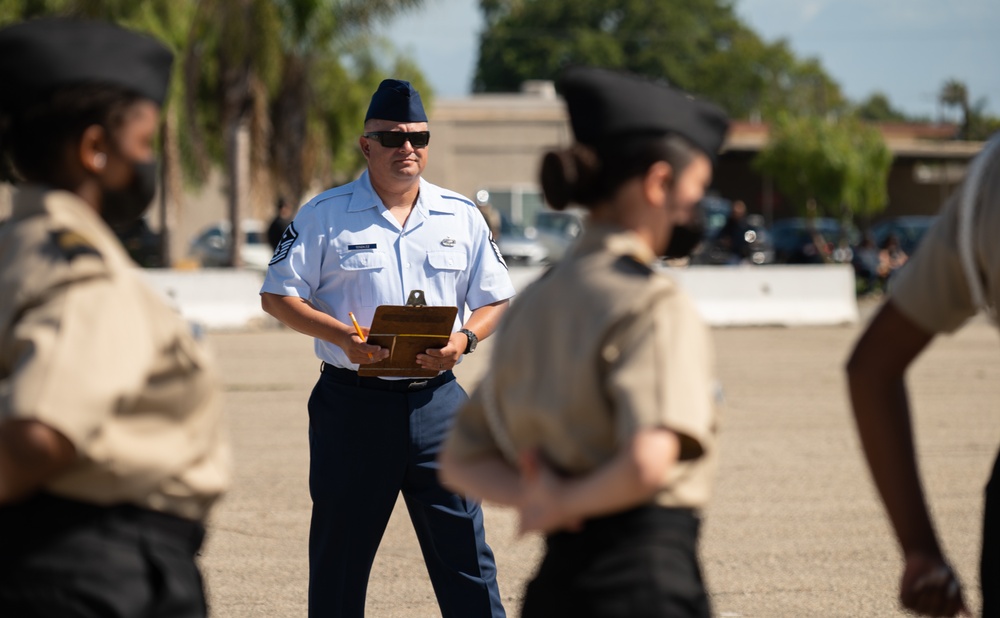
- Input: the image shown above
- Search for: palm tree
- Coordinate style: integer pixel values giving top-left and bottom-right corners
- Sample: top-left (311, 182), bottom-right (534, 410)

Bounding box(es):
top-left (940, 79), bottom-right (970, 139)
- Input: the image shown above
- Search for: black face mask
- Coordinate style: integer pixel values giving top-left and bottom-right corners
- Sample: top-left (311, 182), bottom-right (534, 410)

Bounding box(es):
top-left (663, 200), bottom-right (706, 259)
top-left (101, 159), bottom-right (158, 228)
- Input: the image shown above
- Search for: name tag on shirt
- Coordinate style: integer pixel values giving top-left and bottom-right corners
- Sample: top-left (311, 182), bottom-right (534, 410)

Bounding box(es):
top-left (348, 243), bottom-right (377, 251)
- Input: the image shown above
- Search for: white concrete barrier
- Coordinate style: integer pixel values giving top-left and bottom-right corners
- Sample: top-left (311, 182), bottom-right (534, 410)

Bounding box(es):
top-left (660, 264), bottom-right (859, 326)
top-left (138, 263), bottom-right (858, 331)
top-left (141, 268), bottom-right (267, 330)
top-left (505, 264), bottom-right (858, 326)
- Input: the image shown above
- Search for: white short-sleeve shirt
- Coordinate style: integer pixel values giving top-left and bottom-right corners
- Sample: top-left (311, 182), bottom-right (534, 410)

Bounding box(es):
top-left (261, 170), bottom-right (515, 369)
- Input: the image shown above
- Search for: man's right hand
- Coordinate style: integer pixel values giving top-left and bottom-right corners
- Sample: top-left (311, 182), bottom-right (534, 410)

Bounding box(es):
top-left (900, 552), bottom-right (969, 617)
top-left (339, 328), bottom-right (390, 365)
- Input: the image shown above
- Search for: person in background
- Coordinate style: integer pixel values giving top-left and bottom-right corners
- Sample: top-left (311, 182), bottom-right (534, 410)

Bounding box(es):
top-left (440, 66), bottom-right (728, 618)
top-left (260, 78), bottom-right (512, 618)
top-left (852, 232), bottom-right (882, 293)
top-left (847, 133), bottom-right (1000, 616)
top-left (877, 232), bottom-right (909, 284)
top-left (267, 195), bottom-right (293, 250)
top-left (717, 199), bottom-right (751, 263)
top-left (0, 18), bottom-right (230, 616)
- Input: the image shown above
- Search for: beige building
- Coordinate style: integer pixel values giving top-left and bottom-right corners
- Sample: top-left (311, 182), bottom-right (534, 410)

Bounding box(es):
top-left (423, 81), bottom-right (571, 225)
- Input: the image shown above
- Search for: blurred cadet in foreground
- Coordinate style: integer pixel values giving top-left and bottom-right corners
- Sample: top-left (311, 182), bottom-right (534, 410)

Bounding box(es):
top-left (0, 18), bottom-right (230, 616)
top-left (440, 66), bottom-right (728, 618)
top-left (848, 132), bottom-right (1000, 617)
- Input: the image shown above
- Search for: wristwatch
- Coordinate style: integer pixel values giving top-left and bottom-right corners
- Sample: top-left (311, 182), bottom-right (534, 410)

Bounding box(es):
top-left (459, 328), bottom-right (478, 354)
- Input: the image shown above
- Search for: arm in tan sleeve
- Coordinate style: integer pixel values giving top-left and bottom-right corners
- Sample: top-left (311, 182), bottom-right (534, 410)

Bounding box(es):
top-left (1, 276), bottom-right (154, 462)
top-left (439, 382), bottom-right (521, 504)
top-left (889, 199), bottom-right (977, 335)
top-left (606, 290), bottom-right (716, 460)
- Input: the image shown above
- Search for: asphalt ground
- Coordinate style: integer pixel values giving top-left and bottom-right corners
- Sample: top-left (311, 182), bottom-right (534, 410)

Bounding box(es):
top-left (200, 301), bottom-right (1000, 617)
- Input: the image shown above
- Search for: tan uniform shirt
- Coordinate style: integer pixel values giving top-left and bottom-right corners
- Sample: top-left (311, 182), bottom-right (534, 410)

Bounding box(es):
top-left (446, 225), bottom-right (719, 509)
top-left (0, 187), bottom-right (230, 521)
top-left (890, 138), bottom-right (1000, 333)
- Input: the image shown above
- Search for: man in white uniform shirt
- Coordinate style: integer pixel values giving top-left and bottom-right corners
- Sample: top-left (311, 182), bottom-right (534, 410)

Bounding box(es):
top-left (261, 79), bottom-right (512, 618)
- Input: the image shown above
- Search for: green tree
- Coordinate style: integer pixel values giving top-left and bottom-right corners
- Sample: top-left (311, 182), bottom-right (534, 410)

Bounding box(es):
top-left (855, 92), bottom-right (909, 122)
top-left (753, 114), bottom-right (893, 224)
top-left (183, 0), bottom-right (428, 207)
top-left (474, 0), bottom-right (845, 119)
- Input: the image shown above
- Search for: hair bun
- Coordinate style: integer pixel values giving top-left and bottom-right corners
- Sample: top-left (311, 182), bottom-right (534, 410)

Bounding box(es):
top-left (540, 144), bottom-right (599, 210)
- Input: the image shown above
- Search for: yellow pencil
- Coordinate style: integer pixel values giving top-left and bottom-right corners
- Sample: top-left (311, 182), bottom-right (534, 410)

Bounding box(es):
top-left (348, 312), bottom-right (374, 360)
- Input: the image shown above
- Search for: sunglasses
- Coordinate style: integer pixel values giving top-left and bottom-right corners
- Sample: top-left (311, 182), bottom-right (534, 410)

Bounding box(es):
top-left (363, 131), bottom-right (431, 148)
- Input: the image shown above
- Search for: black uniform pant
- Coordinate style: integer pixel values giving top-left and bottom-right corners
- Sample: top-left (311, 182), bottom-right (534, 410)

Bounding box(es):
top-left (522, 504), bottom-right (710, 618)
top-left (982, 448), bottom-right (1000, 616)
top-left (0, 493), bottom-right (207, 618)
top-left (307, 366), bottom-right (504, 618)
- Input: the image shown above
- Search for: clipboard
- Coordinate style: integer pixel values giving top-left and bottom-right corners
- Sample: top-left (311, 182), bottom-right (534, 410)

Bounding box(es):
top-left (358, 291), bottom-right (458, 377)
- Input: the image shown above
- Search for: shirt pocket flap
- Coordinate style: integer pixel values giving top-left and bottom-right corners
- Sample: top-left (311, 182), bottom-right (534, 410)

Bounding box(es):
top-left (339, 250), bottom-right (388, 271)
top-left (427, 251), bottom-right (467, 271)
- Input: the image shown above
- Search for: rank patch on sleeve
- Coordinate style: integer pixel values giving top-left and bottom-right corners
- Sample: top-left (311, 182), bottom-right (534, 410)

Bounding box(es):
top-left (489, 231), bottom-right (507, 270)
top-left (50, 229), bottom-right (101, 262)
top-left (269, 221), bottom-right (298, 265)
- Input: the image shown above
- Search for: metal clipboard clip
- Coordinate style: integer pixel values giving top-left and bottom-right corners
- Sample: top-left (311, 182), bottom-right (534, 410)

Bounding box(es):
top-left (406, 290), bottom-right (427, 307)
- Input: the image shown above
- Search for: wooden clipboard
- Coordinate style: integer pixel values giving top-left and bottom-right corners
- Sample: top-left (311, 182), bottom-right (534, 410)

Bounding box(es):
top-left (358, 302), bottom-right (458, 377)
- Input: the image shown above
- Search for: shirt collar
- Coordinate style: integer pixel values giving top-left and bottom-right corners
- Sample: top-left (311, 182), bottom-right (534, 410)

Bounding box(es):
top-left (345, 171), bottom-right (457, 218)
top-left (571, 223), bottom-right (658, 265)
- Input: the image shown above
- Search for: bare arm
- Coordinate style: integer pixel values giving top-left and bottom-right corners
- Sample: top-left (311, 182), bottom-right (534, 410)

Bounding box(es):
top-left (846, 300), bottom-right (967, 616)
top-left (0, 420), bottom-right (76, 505)
top-left (515, 427), bottom-right (680, 534)
top-left (418, 299), bottom-right (510, 370)
top-left (440, 427), bottom-right (679, 535)
top-left (439, 447), bottom-right (522, 506)
top-left (261, 292), bottom-right (388, 364)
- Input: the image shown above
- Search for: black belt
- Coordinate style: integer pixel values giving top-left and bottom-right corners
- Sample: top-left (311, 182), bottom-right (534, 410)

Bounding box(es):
top-left (321, 363), bottom-right (455, 392)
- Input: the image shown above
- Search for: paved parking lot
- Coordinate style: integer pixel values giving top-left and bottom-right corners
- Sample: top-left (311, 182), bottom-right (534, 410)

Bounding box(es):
top-left (201, 307), bottom-right (999, 616)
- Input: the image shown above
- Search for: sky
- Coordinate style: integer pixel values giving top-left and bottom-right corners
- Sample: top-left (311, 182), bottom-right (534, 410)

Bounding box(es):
top-left (379, 0), bottom-right (1000, 120)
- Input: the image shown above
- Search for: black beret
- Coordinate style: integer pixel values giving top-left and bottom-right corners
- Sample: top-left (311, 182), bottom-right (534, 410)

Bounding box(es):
top-left (557, 66), bottom-right (729, 160)
top-left (365, 79), bottom-right (427, 123)
top-left (0, 18), bottom-right (173, 114)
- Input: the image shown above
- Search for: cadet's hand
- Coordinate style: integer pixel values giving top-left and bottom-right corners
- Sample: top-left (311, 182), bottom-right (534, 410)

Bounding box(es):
top-left (516, 450), bottom-right (583, 535)
top-left (416, 331), bottom-right (464, 372)
top-left (900, 552), bottom-right (969, 617)
top-left (338, 327), bottom-right (389, 365)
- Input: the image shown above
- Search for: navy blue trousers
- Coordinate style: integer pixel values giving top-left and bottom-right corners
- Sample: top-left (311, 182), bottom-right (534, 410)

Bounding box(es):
top-left (307, 369), bottom-right (505, 618)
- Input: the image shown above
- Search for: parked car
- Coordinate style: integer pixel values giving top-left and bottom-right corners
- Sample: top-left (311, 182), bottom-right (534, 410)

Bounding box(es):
top-left (188, 219), bottom-right (274, 270)
top-left (867, 215), bottom-right (938, 254)
top-left (690, 196), bottom-right (774, 265)
top-left (495, 212), bottom-right (548, 266)
top-left (770, 217), bottom-right (859, 264)
top-left (533, 209), bottom-right (585, 262)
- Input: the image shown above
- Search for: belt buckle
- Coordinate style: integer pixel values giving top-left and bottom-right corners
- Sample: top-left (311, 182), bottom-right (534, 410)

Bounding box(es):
top-left (407, 379), bottom-right (429, 391)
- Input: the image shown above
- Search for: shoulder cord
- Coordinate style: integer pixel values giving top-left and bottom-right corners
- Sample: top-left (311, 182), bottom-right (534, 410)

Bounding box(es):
top-left (958, 135), bottom-right (1000, 324)
top-left (480, 370), bottom-right (521, 466)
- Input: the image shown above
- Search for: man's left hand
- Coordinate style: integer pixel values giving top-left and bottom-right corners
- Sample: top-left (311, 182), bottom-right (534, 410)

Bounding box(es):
top-left (416, 331), bottom-right (465, 372)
